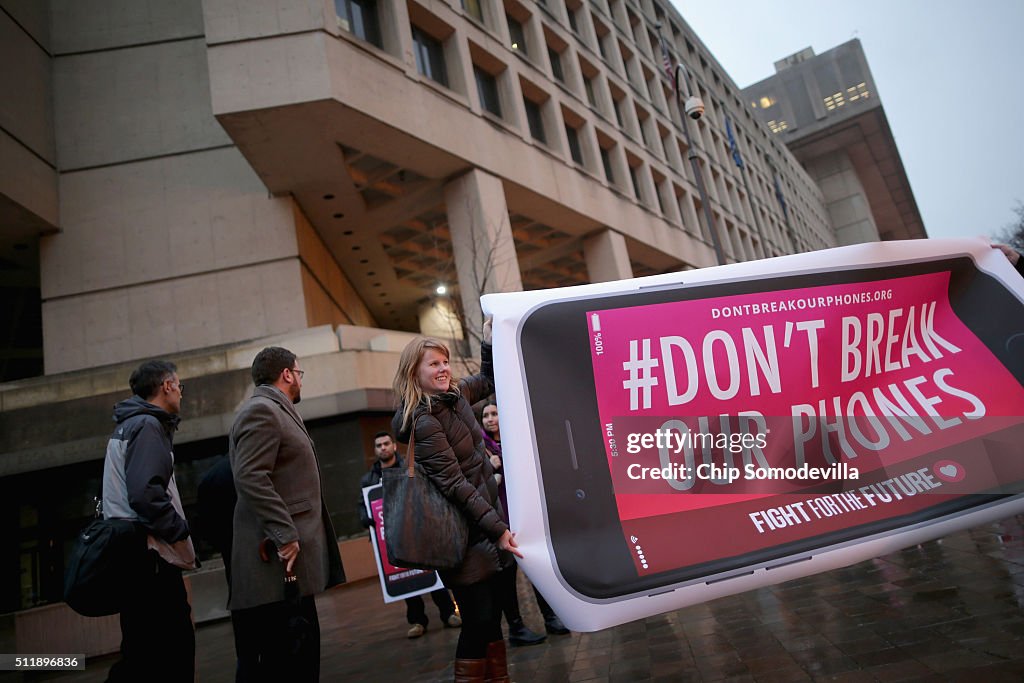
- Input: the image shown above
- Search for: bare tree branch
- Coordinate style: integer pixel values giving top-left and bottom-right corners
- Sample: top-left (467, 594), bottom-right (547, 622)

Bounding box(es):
top-left (992, 201), bottom-right (1024, 252)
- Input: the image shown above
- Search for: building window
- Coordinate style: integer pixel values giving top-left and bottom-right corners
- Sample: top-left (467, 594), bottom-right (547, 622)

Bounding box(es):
top-left (639, 117), bottom-right (652, 149)
top-left (524, 98), bottom-right (546, 143)
top-left (335, 0), bottom-right (382, 47)
top-left (584, 76), bottom-right (597, 108)
top-left (624, 54), bottom-right (641, 92)
top-left (507, 15), bottom-right (528, 55)
top-left (629, 165), bottom-right (641, 200)
top-left (600, 146), bottom-right (614, 183)
top-left (412, 27), bottom-right (448, 87)
top-left (475, 66), bottom-right (502, 117)
top-left (823, 92), bottom-right (846, 111)
top-left (767, 119), bottom-right (788, 133)
top-left (462, 0), bottom-right (484, 23)
top-left (568, 8), bottom-right (579, 34)
top-left (613, 98), bottom-right (625, 129)
top-left (566, 124), bottom-right (583, 164)
top-left (655, 182), bottom-right (668, 215)
top-left (548, 47), bottom-right (564, 83)
top-left (847, 82), bottom-right (870, 102)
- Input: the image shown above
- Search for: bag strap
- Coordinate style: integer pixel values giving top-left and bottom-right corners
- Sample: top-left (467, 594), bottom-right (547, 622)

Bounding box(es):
top-left (406, 429), bottom-right (416, 478)
top-left (94, 465), bottom-right (105, 519)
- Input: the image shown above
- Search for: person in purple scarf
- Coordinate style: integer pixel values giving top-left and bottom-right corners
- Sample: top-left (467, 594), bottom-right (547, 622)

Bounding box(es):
top-left (479, 401), bottom-right (570, 643)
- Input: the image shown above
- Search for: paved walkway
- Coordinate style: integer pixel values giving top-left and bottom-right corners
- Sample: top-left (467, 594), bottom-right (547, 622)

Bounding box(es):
top-left (20, 514), bottom-right (1024, 682)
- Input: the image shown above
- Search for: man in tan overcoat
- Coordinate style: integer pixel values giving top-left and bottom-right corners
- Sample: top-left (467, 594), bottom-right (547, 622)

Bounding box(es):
top-left (228, 346), bottom-right (345, 681)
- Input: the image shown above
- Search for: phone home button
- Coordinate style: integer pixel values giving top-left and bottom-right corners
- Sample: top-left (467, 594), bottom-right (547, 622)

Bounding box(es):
top-left (1006, 332), bottom-right (1024, 356)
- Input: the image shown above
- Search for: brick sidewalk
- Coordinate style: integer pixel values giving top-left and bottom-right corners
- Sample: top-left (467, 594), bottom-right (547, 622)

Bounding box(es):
top-left (22, 514), bottom-right (1024, 682)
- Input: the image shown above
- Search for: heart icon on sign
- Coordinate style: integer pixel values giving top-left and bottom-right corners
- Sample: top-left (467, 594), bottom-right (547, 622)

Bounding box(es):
top-left (933, 460), bottom-right (966, 483)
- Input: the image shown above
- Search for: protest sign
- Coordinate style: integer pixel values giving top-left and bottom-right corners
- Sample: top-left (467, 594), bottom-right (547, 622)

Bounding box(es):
top-left (483, 238), bottom-right (1024, 631)
top-left (362, 484), bottom-right (443, 603)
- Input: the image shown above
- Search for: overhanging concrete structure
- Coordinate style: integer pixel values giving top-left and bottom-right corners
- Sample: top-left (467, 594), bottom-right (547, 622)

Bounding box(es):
top-left (743, 40), bottom-right (926, 245)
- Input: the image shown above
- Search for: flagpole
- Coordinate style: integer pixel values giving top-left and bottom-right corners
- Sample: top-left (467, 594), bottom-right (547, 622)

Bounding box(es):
top-left (771, 165), bottom-right (800, 252)
top-left (725, 113), bottom-right (771, 259)
top-left (656, 24), bottom-right (725, 266)
top-left (740, 161), bottom-right (771, 258)
top-left (674, 62), bottom-right (726, 266)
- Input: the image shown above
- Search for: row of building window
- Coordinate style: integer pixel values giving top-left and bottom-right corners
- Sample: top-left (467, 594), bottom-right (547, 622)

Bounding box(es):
top-left (334, 0), bottom-right (830, 255)
top-left (824, 82), bottom-right (870, 111)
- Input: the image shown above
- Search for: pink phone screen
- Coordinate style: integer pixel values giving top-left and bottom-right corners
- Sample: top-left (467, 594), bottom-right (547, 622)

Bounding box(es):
top-left (586, 270), bottom-right (1024, 576)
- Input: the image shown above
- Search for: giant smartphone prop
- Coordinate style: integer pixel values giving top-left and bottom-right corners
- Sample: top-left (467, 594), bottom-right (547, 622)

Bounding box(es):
top-left (482, 239), bottom-right (1024, 631)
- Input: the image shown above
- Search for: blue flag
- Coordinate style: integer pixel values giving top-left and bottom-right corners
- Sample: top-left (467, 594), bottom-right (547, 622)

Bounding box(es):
top-left (724, 115), bottom-right (744, 169)
top-left (773, 173), bottom-right (789, 220)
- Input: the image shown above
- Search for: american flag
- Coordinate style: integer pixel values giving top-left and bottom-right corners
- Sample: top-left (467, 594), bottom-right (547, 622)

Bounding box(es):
top-left (657, 32), bottom-right (675, 94)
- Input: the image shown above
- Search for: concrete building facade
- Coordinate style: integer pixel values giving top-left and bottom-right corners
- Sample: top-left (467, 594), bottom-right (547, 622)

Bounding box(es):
top-left (0, 0), bottom-right (903, 626)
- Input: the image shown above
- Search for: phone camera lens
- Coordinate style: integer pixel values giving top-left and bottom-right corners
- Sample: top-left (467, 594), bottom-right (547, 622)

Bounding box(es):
top-left (575, 489), bottom-right (586, 500)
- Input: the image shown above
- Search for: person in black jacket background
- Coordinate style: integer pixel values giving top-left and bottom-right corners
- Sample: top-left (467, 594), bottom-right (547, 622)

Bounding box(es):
top-left (391, 324), bottom-right (520, 683)
top-left (357, 431), bottom-right (461, 638)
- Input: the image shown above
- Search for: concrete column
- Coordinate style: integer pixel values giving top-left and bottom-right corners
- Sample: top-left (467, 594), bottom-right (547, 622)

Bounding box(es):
top-left (561, 45), bottom-right (584, 94)
top-left (584, 229), bottom-right (633, 283)
top-left (448, 26), bottom-right (475, 104)
top-left (658, 180), bottom-right (682, 224)
top-left (523, 11), bottom-right (545, 69)
top-left (805, 151), bottom-right (880, 245)
top-left (379, 0), bottom-right (413, 63)
top-left (443, 170), bottom-right (523, 343)
top-left (418, 298), bottom-right (464, 340)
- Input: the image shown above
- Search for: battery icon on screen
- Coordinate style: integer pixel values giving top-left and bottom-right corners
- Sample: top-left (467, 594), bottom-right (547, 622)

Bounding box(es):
top-left (591, 314), bottom-right (601, 332)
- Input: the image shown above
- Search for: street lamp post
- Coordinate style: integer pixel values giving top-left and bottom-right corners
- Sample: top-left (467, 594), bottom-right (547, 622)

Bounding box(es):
top-left (673, 63), bottom-right (726, 266)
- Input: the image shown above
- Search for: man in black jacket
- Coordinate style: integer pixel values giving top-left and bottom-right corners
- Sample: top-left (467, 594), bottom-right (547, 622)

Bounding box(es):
top-left (102, 359), bottom-right (196, 682)
top-left (358, 431), bottom-right (461, 638)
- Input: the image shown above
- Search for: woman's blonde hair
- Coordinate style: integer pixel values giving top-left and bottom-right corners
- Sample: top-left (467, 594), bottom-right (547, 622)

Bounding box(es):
top-left (393, 337), bottom-right (457, 431)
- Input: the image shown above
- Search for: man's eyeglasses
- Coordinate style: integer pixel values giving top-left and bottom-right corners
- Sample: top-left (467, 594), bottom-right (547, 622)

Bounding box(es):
top-left (289, 368), bottom-right (305, 379)
top-left (164, 378), bottom-right (183, 392)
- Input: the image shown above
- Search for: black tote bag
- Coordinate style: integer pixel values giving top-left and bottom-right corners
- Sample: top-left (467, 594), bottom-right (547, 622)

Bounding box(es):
top-left (382, 430), bottom-right (469, 571)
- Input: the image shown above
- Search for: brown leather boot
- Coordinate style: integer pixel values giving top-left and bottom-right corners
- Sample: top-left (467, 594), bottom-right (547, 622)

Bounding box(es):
top-left (454, 658), bottom-right (486, 683)
top-left (484, 640), bottom-right (510, 683)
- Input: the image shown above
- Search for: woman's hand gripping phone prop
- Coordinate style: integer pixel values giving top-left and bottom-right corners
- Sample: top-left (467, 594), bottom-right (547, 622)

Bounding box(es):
top-left (481, 238), bottom-right (1024, 632)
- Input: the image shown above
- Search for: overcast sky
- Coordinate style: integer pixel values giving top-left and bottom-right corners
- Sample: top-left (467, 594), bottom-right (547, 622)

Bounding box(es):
top-left (673, 0), bottom-right (1024, 241)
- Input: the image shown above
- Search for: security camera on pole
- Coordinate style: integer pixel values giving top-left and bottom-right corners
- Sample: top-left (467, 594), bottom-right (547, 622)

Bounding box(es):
top-left (656, 25), bottom-right (726, 266)
top-left (674, 62), bottom-right (726, 266)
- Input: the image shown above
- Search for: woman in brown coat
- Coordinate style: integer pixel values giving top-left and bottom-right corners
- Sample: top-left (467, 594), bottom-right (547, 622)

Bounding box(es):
top-left (392, 331), bottom-right (521, 683)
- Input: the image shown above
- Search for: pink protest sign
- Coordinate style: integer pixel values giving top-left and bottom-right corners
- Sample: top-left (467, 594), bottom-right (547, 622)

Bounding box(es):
top-left (586, 269), bottom-right (1024, 577)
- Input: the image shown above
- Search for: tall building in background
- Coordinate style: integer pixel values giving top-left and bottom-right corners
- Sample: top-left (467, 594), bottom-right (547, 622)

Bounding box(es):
top-left (743, 40), bottom-right (926, 245)
top-left (0, 0), bottom-right (921, 633)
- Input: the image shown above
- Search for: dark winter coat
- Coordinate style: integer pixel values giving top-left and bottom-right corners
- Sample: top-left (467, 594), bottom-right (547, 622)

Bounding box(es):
top-left (102, 396), bottom-right (189, 543)
top-left (357, 454), bottom-right (404, 528)
top-left (392, 343), bottom-right (510, 587)
top-left (228, 385), bottom-right (346, 610)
